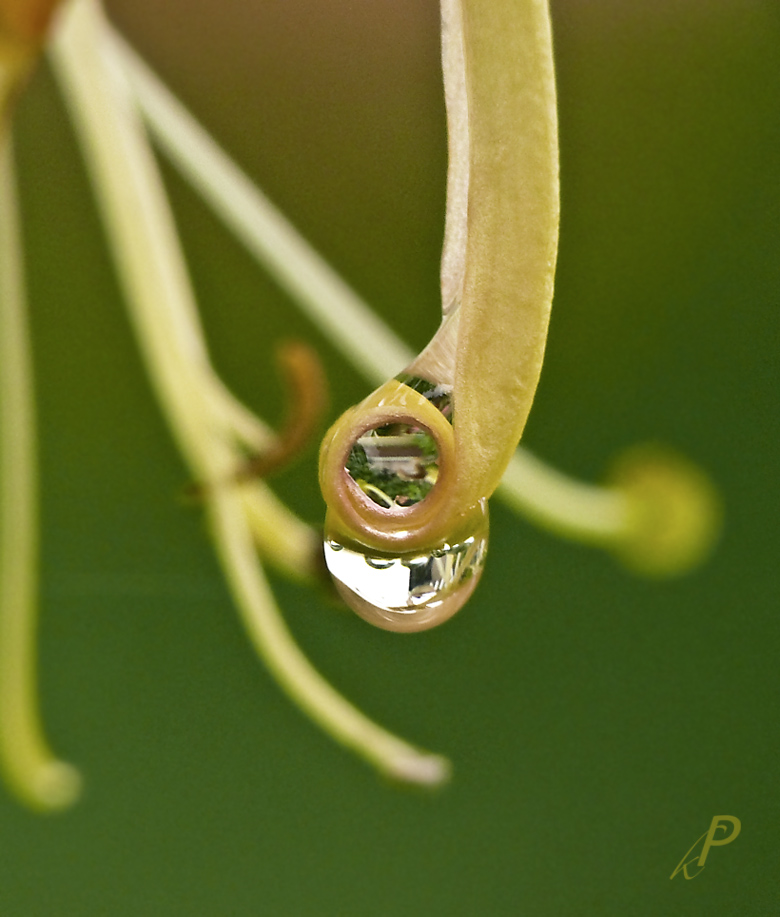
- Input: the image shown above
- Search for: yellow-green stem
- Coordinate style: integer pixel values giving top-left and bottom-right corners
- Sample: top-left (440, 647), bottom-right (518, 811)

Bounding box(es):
top-left (0, 131), bottom-right (81, 811)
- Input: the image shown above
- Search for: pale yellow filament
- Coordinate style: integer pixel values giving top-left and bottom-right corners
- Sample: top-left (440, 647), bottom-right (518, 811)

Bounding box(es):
top-left (0, 131), bottom-right (81, 811)
top-left (49, 0), bottom-right (449, 789)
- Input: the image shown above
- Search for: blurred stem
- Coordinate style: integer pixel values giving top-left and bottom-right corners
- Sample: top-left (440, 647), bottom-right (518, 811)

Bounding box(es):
top-left (0, 131), bottom-right (81, 811)
top-left (105, 26), bottom-right (635, 549)
top-left (498, 450), bottom-right (628, 545)
top-left (50, 0), bottom-right (448, 787)
top-left (209, 489), bottom-right (451, 787)
top-left (105, 26), bottom-right (420, 386)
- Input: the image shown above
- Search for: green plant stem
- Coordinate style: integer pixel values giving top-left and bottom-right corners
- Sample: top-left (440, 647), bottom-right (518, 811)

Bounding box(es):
top-left (0, 130), bottom-right (81, 811)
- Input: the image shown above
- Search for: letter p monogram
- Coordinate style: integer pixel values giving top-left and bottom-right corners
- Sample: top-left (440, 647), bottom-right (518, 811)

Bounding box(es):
top-left (699, 815), bottom-right (741, 866)
top-left (670, 815), bottom-right (741, 880)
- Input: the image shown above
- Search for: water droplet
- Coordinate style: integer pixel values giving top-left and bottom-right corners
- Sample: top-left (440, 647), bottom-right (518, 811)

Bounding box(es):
top-left (323, 504), bottom-right (488, 633)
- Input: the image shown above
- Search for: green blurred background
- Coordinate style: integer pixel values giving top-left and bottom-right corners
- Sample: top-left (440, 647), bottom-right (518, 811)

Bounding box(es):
top-left (2, 0), bottom-right (779, 913)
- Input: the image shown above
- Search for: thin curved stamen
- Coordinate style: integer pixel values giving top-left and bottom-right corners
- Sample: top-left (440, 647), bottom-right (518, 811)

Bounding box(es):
top-left (209, 484), bottom-right (450, 786)
top-left (498, 449), bottom-right (629, 544)
top-left (105, 25), bottom-right (411, 386)
top-left (0, 131), bottom-right (81, 811)
top-left (49, 0), bottom-right (448, 788)
top-left (234, 341), bottom-right (328, 482)
top-left (186, 342), bottom-right (327, 499)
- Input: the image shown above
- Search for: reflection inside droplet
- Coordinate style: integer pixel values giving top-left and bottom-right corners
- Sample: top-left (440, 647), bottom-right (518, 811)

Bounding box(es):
top-left (324, 503), bottom-right (488, 632)
top-left (343, 375), bottom-right (453, 512)
top-left (345, 421), bottom-right (439, 510)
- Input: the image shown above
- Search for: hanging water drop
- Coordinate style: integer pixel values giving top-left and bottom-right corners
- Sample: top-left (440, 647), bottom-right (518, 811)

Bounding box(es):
top-left (323, 501), bottom-right (488, 632)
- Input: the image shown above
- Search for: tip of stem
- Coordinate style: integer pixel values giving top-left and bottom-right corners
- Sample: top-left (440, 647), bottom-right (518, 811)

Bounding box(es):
top-left (32, 760), bottom-right (82, 811)
top-left (384, 752), bottom-right (452, 788)
top-left (9, 758), bottom-right (83, 812)
top-left (608, 444), bottom-right (722, 578)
